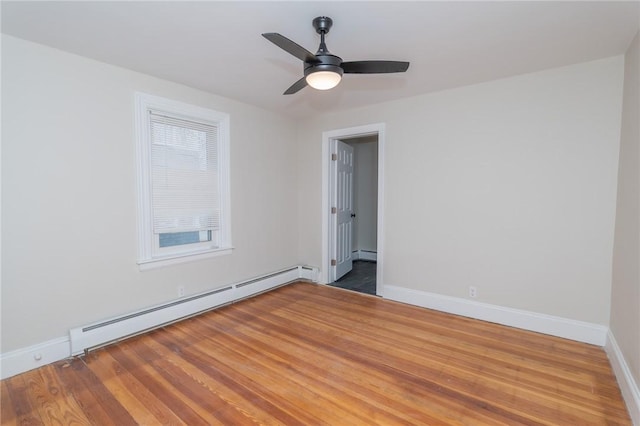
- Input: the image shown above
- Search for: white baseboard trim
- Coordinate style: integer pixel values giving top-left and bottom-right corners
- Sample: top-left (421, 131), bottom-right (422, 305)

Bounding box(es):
top-left (605, 331), bottom-right (640, 425)
top-left (383, 285), bottom-right (608, 346)
top-left (1, 265), bottom-right (318, 380)
top-left (352, 250), bottom-right (377, 262)
top-left (0, 336), bottom-right (70, 380)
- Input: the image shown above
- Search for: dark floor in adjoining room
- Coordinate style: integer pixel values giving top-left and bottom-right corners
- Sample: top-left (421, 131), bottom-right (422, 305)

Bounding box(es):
top-left (330, 260), bottom-right (377, 295)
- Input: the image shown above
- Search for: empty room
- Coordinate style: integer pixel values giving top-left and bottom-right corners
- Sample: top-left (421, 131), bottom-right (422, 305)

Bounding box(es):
top-left (1, 1), bottom-right (639, 424)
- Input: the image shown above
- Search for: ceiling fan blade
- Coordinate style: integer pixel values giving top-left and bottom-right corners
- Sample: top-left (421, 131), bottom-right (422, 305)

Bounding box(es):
top-left (341, 61), bottom-right (410, 74)
top-left (262, 33), bottom-right (317, 63)
top-left (283, 76), bottom-right (308, 95)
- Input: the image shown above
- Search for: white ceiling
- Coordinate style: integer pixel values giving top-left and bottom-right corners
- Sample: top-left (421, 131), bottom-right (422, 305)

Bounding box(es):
top-left (2, 1), bottom-right (639, 118)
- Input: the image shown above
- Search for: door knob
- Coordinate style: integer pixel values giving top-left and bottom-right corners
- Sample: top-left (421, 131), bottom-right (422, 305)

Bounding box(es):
top-left (351, 213), bottom-right (356, 218)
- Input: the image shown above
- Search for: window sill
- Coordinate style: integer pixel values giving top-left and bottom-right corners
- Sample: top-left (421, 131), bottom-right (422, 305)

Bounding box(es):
top-left (137, 247), bottom-right (233, 271)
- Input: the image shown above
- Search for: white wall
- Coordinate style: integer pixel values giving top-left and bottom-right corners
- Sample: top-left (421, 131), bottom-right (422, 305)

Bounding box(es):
top-left (1, 35), bottom-right (299, 352)
top-left (347, 138), bottom-right (378, 253)
top-left (297, 56), bottom-right (624, 325)
top-left (611, 32), bottom-right (640, 392)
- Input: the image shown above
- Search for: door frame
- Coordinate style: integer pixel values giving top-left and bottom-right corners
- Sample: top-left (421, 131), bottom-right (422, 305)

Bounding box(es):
top-left (321, 123), bottom-right (385, 296)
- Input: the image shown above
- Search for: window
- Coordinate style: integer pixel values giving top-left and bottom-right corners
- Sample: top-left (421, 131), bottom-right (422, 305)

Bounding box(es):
top-left (135, 93), bottom-right (231, 269)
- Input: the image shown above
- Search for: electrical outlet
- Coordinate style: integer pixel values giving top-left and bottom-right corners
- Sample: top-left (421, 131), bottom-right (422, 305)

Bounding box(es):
top-left (178, 286), bottom-right (185, 297)
top-left (469, 286), bottom-right (478, 298)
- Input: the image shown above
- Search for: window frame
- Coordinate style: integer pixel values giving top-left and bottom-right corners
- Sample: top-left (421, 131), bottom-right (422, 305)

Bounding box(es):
top-left (134, 92), bottom-right (232, 270)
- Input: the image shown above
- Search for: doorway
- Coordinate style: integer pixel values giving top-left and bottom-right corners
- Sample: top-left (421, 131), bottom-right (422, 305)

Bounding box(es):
top-left (321, 123), bottom-right (385, 296)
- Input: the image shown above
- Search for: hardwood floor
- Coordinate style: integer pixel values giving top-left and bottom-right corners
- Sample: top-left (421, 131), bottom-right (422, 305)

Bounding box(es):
top-left (1, 282), bottom-right (631, 425)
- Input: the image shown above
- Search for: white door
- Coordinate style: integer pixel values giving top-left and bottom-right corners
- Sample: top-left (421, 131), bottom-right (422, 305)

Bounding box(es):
top-left (334, 140), bottom-right (354, 280)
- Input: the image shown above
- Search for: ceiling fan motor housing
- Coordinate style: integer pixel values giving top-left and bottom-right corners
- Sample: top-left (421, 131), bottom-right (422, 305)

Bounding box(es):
top-left (304, 54), bottom-right (343, 78)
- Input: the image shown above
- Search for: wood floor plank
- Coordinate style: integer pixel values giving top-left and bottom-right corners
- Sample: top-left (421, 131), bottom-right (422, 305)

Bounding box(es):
top-left (53, 357), bottom-right (137, 425)
top-left (269, 288), bottom-right (627, 415)
top-left (1, 374), bottom-right (43, 425)
top-left (84, 349), bottom-right (184, 425)
top-left (230, 291), bottom-right (545, 425)
top-left (209, 306), bottom-right (497, 425)
top-left (183, 314), bottom-right (436, 425)
top-left (156, 323), bottom-right (341, 425)
top-left (22, 366), bottom-right (89, 425)
top-left (119, 329), bottom-right (285, 425)
top-left (276, 285), bottom-right (612, 377)
top-left (105, 341), bottom-right (214, 425)
top-left (278, 285), bottom-right (620, 383)
top-left (258, 282), bottom-right (624, 422)
top-left (1, 282), bottom-right (632, 425)
top-left (0, 381), bottom-right (18, 425)
top-left (141, 329), bottom-right (286, 426)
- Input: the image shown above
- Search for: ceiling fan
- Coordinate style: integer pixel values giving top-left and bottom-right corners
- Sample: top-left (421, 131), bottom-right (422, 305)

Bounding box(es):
top-left (262, 16), bottom-right (410, 95)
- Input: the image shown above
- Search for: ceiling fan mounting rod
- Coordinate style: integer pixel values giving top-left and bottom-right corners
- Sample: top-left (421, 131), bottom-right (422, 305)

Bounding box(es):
top-left (317, 32), bottom-right (329, 55)
top-left (313, 16), bottom-right (333, 55)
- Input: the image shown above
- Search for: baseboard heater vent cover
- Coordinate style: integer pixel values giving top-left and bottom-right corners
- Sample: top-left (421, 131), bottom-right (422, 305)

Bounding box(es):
top-left (69, 266), bottom-right (312, 355)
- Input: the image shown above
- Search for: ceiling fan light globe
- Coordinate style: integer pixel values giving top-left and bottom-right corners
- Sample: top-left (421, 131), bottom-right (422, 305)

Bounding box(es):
top-left (306, 71), bottom-right (342, 90)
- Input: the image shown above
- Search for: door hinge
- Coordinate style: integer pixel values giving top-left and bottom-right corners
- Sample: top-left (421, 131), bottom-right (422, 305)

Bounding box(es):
top-left (331, 207), bottom-right (337, 214)
top-left (331, 259), bottom-right (337, 266)
top-left (331, 153), bottom-right (337, 161)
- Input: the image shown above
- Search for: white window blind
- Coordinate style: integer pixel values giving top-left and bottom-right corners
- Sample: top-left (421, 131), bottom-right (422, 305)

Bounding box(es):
top-left (135, 92), bottom-right (231, 269)
top-left (149, 111), bottom-right (220, 237)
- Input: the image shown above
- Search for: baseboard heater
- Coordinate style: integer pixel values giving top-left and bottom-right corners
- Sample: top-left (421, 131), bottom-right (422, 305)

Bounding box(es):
top-left (69, 265), bottom-right (317, 356)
